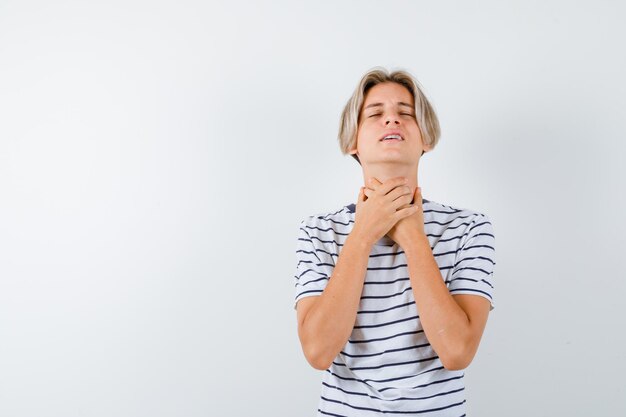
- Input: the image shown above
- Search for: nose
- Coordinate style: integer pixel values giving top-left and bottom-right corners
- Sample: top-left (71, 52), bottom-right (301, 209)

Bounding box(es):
top-left (385, 112), bottom-right (400, 125)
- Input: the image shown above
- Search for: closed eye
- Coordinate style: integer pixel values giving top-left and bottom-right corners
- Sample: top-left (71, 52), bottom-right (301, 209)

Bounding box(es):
top-left (367, 113), bottom-right (414, 118)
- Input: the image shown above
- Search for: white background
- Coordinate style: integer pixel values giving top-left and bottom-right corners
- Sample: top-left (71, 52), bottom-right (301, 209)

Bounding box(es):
top-left (1, 1), bottom-right (625, 416)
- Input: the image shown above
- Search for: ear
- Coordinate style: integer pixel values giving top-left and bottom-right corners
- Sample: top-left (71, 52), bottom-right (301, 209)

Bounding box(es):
top-left (349, 148), bottom-right (360, 163)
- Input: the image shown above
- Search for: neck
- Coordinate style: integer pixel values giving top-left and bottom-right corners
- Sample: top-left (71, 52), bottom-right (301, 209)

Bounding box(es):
top-left (361, 162), bottom-right (420, 202)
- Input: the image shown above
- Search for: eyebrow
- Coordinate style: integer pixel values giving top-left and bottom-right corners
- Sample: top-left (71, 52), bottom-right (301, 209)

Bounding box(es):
top-left (364, 102), bottom-right (414, 110)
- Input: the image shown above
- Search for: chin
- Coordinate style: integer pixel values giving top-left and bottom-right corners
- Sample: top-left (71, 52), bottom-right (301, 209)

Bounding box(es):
top-left (370, 156), bottom-right (415, 164)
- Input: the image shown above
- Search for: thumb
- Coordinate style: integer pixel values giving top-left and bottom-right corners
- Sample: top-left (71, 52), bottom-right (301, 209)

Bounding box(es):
top-left (358, 187), bottom-right (365, 202)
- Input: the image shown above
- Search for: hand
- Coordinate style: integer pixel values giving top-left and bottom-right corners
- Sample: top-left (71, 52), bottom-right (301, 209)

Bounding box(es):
top-left (352, 176), bottom-right (419, 246)
top-left (364, 178), bottom-right (425, 248)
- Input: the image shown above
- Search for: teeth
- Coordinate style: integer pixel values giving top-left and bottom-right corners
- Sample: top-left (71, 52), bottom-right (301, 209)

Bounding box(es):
top-left (383, 134), bottom-right (402, 141)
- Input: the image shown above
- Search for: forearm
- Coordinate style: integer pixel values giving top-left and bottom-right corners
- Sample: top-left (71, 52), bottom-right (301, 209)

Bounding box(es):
top-left (299, 229), bottom-right (373, 369)
top-left (403, 234), bottom-right (471, 370)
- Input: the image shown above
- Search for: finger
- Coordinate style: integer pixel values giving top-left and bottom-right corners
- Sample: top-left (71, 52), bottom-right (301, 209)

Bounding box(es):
top-left (377, 176), bottom-right (409, 197)
top-left (386, 184), bottom-right (412, 203)
top-left (394, 204), bottom-right (419, 221)
top-left (363, 187), bottom-right (373, 199)
top-left (367, 177), bottom-right (382, 192)
top-left (393, 193), bottom-right (414, 211)
top-left (358, 187), bottom-right (365, 202)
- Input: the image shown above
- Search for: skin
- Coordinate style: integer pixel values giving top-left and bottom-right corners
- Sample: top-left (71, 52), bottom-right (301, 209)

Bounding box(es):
top-left (350, 81), bottom-right (429, 196)
top-left (296, 82), bottom-right (491, 371)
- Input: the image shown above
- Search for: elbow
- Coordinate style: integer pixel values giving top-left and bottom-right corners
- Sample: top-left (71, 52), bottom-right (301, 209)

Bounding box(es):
top-left (299, 335), bottom-right (336, 370)
top-left (302, 345), bottom-right (334, 370)
top-left (297, 312), bottom-right (341, 370)
top-left (441, 355), bottom-right (471, 371)
top-left (308, 356), bottom-right (333, 371)
top-left (440, 344), bottom-right (475, 371)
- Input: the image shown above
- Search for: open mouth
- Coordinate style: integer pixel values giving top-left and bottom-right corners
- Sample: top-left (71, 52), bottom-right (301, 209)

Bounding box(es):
top-left (380, 134), bottom-right (404, 142)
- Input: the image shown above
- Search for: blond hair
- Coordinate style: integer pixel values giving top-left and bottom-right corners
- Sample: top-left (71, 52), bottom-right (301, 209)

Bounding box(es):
top-left (338, 67), bottom-right (441, 164)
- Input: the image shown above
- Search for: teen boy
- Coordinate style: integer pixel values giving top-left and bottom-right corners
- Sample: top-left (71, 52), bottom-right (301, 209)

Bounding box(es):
top-left (294, 67), bottom-right (496, 416)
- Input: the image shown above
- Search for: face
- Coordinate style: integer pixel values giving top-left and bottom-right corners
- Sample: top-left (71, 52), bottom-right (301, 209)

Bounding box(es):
top-left (350, 82), bottom-right (430, 165)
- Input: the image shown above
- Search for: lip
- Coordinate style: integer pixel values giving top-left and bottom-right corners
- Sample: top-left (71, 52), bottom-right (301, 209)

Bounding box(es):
top-left (379, 130), bottom-right (404, 141)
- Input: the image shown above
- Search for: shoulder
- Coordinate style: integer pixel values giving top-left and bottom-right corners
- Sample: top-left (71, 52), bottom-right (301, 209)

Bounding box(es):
top-left (297, 205), bottom-right (354, 256)
top-left (423, 198), bottom-right (492, 224)
top-left (423, 198), bottom-right (494, 243)
top-left (299, 204), bottom-right (353, 233)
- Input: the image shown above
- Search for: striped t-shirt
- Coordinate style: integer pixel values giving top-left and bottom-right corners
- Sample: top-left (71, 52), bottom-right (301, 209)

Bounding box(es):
top-left (293, 198), bottom-right (496, 417)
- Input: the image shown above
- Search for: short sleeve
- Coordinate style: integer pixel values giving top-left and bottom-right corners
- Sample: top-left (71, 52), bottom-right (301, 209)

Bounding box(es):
top-left (447, 214), bottom-right (497, 311)
top-left (293, 218), bottom-right (335, 309)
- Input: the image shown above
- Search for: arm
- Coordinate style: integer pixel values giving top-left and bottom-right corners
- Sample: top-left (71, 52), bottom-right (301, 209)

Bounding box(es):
top-left (296, 177), bottom-right (420, 370)
top-left (296, 228), bottom-right (374, 370)
top-left (403, 234), bottom-right (491, 370)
